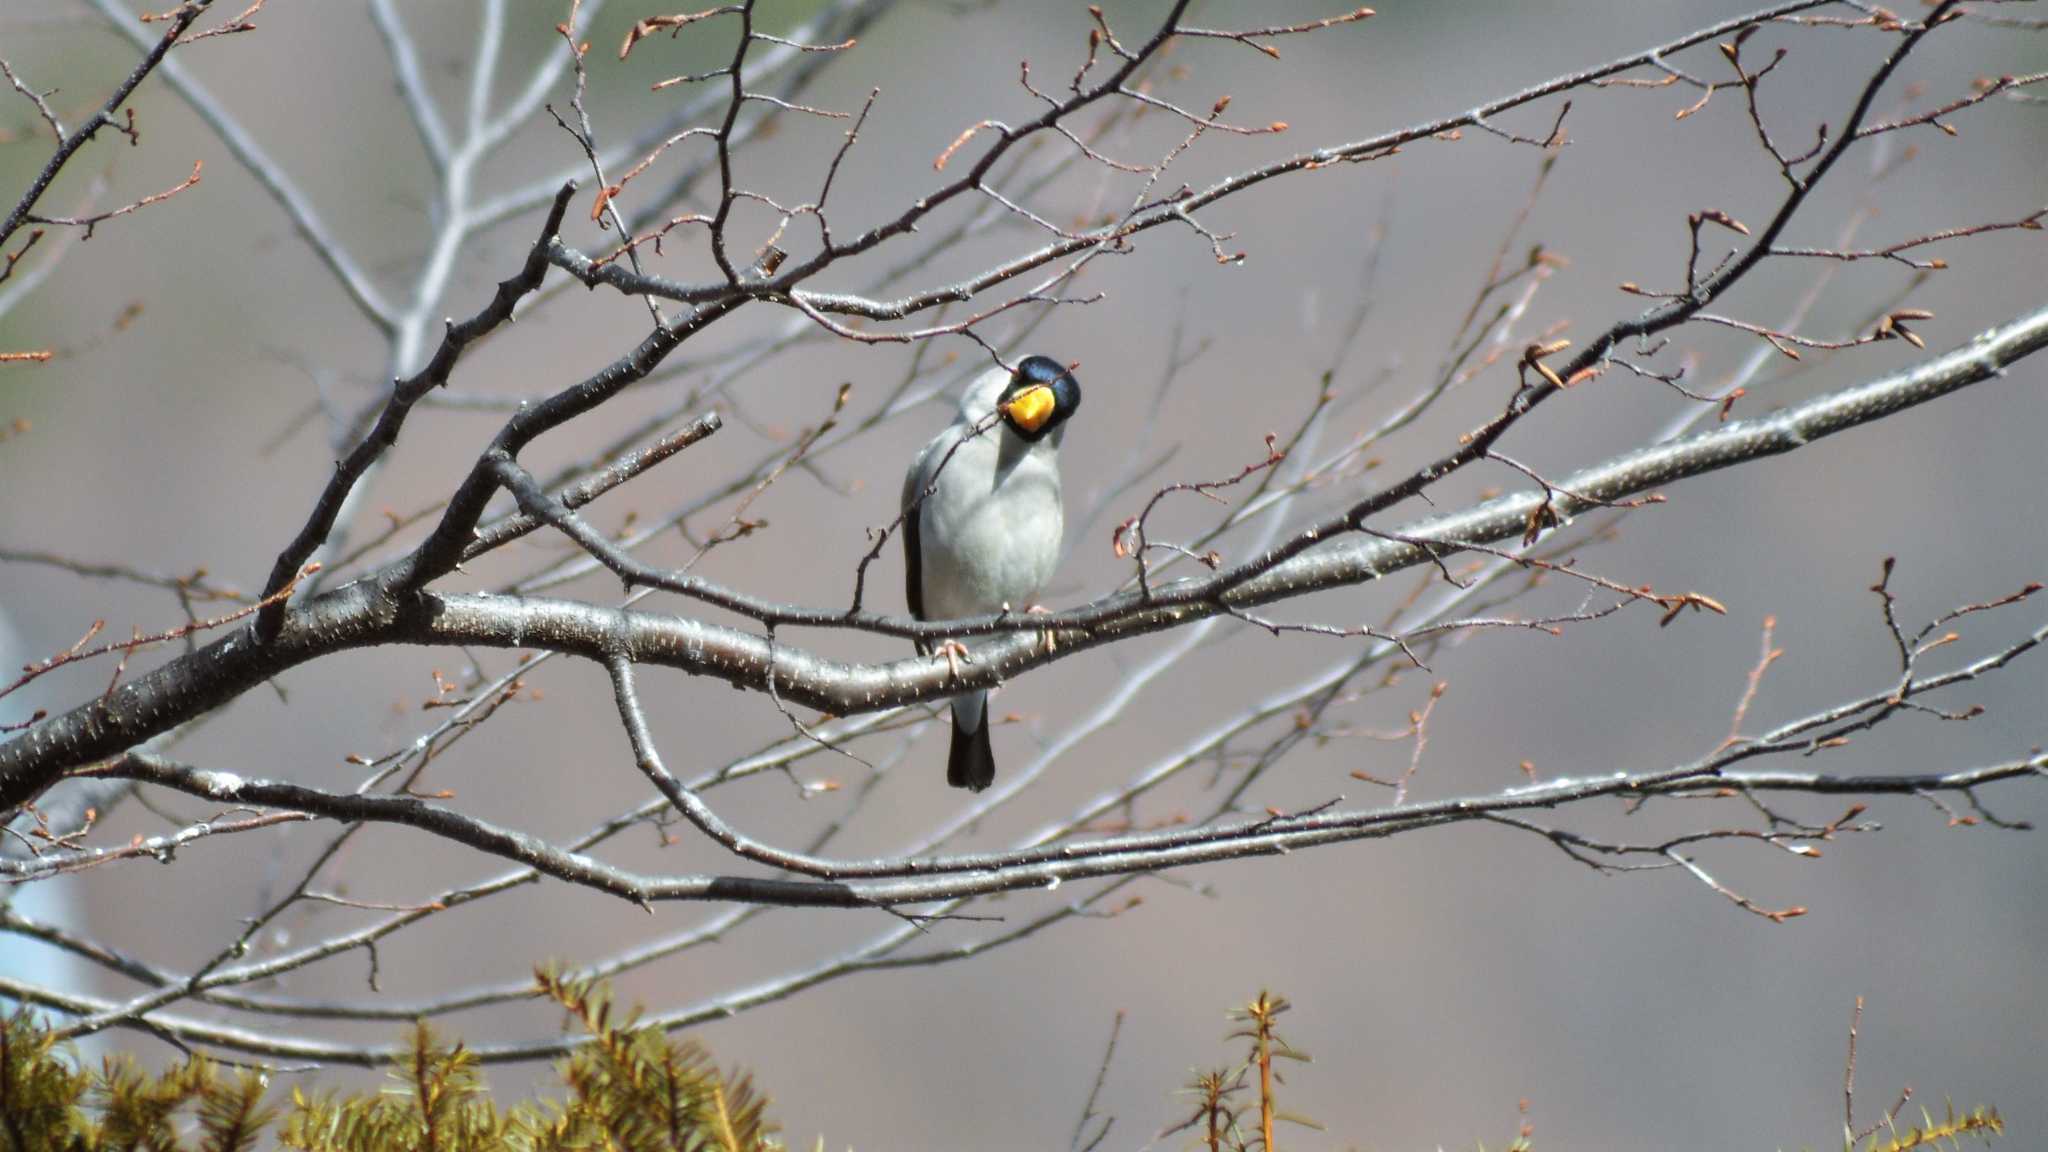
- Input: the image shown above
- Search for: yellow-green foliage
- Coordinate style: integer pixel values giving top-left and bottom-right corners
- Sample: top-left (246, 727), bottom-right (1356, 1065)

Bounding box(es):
top-left (0, 969), bottom-right (780, 1152)
top-left (1840, 1100), bottom-right (2003, 1152)
top-left (518, 968), bottom-right (774, 1152)
top-left (0, 983), bottom-right (2011, 1152)
top-left (279, 1025), bottom-right (514, 1152)
top-left (1160, 991), bottom-right (2003, 1152)
top-left (1165, 989), bottom-right (1338, 1152)
top-left (1, 1008), bottom-right (275, 1152)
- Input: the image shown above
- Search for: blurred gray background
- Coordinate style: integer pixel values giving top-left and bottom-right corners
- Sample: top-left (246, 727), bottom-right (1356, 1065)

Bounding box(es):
top-left (2, 1), bottom-right (2044, 1148)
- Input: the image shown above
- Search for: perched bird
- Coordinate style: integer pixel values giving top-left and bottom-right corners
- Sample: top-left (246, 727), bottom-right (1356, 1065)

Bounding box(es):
top-left (902, 355), bottom-right (1083, 791)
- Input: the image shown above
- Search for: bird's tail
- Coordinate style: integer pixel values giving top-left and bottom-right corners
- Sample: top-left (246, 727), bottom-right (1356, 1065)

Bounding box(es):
top-left (946, 691), bottom-right (997, 792)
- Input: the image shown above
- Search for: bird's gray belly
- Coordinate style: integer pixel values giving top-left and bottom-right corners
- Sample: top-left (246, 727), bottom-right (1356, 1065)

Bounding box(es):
top-left (920, 475), bottom-right (1062, 620)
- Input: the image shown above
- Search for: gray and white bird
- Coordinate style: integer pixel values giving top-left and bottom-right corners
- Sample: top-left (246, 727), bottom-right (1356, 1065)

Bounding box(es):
top-left (902, 355), bottom-right (1082, 791)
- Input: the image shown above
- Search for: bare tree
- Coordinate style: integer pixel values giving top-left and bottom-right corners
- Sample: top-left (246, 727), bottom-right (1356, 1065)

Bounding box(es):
top-left (2, 0), bottom-right (2044, 1142)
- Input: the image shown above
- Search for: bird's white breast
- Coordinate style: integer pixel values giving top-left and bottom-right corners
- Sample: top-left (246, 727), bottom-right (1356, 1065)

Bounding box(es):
top-left (917, 428), bottom-right (1064, 621)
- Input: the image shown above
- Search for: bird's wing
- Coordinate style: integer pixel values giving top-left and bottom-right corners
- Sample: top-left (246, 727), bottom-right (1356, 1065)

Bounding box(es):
top-left (901, 430), bottom-right (946, 638)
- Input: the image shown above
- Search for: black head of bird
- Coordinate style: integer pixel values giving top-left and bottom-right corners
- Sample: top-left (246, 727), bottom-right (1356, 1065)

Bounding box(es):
top-left (997, 355), bottom-right (1082, 442)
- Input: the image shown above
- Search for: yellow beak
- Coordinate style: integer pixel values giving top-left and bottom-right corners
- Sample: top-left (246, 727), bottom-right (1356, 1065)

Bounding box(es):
top-left (1003, 384), bottom-right (1056, 433)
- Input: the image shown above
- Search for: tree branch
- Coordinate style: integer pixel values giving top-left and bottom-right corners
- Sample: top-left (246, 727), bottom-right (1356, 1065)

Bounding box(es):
top-left (6, 300), bottom-right (2043, 813)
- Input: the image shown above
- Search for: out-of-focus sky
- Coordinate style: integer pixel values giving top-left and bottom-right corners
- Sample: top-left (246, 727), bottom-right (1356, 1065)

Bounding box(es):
top-left (2, 2), bottom-right (2044, 1148)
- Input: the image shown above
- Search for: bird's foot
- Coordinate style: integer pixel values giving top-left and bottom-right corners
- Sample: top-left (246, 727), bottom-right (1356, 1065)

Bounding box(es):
top-left (933, 639), bottom-right (972, 682)
top-left (1026, 604), bottom-right (1057, 653)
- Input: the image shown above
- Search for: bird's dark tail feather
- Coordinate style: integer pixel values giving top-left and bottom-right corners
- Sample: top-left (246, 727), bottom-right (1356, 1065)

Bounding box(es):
top-left (947, 708), bottom-right (997, 792)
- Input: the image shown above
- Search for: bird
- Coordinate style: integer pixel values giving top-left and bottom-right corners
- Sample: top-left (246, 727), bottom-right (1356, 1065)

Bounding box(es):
top-left (902, 354), bottom-right (1082, 791)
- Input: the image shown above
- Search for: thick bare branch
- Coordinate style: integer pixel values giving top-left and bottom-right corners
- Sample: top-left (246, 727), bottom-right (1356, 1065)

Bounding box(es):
top-left (6, 301), bottom-right (2043, 812)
